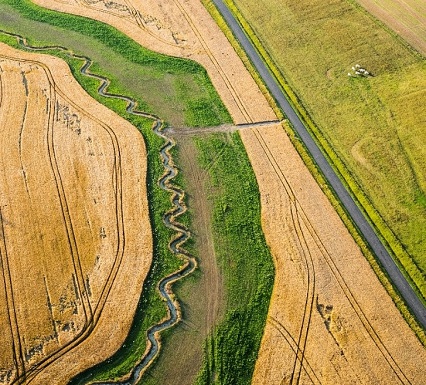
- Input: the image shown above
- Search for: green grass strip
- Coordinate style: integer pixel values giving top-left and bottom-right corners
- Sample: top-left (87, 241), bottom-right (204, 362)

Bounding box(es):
top-left (194, 133), bottom-right (274, 385)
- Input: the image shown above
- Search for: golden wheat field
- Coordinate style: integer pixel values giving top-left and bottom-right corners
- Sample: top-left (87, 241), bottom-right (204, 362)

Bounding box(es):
top-left (7, 0), bottom-right (426, 384)
top-left (241, 124), bottom-right (426, 384)
top-left (0, 43), bottom-right (152, 384)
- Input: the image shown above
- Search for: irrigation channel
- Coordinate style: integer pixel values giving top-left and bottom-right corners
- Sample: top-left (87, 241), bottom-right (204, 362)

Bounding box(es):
top-left (0, 30), bottom-right (197, 384)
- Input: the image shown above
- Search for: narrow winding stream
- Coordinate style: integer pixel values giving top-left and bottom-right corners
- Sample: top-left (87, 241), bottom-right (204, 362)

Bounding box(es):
top-left (1, 30), bottom-right (197, 385)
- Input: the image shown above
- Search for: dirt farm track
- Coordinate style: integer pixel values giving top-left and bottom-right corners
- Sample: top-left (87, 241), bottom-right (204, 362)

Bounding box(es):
top-left (0, 43), bottom-right (152, 384)
top-left (0, 0), bottom-right (425, 384)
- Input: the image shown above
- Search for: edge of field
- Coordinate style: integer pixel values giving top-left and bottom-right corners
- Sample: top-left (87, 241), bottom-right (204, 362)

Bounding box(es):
top-left (201, 0), bottom-right (426, 345)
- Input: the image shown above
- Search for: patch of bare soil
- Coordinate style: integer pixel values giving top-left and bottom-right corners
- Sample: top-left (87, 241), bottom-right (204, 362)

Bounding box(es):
top-left (0, 43), bottom-right (152, 385)
top-left (355, 0), bottom-right (426, 55)
top-left (29, 0), bottom-right (426, 384)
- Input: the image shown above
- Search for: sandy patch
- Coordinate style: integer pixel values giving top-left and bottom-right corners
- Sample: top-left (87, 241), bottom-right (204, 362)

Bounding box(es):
top-left (0, 43), bottom-right (151, 384)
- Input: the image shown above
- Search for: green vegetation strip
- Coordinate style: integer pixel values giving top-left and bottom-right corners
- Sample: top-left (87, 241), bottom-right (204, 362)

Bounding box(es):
top-left (194, 133), bottom-right (274, 385)
top-left (201, 0), bottom-right (426, 344)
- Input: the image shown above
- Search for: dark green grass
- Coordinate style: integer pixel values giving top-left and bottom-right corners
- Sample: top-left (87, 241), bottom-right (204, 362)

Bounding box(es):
top-left (194, 133), bottom-right (274, 385)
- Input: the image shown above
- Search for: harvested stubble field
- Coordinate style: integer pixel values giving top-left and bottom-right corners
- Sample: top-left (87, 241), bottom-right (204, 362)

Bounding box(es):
top-left (4, 0), bottom-right (426, 384)
top-left (226, 0), bottom-right (426, 301)
top-left (0, 43), bottom-right (152, 384)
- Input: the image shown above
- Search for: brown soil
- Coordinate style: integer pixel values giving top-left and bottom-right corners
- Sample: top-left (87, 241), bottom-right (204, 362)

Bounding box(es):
top-left (355, 0), bottom-right (426, 55)
top-left (0, 43), bottom-right (152, 384)
top-left (28, 0), bottom-right (426, 384)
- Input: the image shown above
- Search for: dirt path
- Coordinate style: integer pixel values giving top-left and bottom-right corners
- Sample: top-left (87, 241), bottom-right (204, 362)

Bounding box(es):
top-left (28, 0), bottom-right (426, 384)
top-left (0, 42), bottom-right (152, 384)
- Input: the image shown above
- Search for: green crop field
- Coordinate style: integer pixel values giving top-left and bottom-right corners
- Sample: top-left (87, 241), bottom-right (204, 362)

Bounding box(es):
top-left (224, 0), bottom-right (426, 301)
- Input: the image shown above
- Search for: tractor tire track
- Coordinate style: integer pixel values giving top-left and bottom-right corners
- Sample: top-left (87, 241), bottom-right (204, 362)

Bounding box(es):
top-left (170, 0), bottom-right (253, 123)
top-left (0, 51), bottom-right (124, 384)
top-left (0, 70), bottom-right (27, 382)
top-left (252, 128), bottom-right (315, 385)
top-left (252, 126), bottom-right (412, 385)
top-left (0, 207), bottom-right (25, 383)
top-left (268, 317), bottom-right (322, 385)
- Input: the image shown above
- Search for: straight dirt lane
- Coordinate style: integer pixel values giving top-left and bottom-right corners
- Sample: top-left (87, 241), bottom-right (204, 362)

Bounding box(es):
top-left (211, 0), bottom-right (426, 329)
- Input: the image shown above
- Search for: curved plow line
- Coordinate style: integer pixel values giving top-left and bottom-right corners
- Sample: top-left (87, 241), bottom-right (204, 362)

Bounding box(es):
top-left (0, 207), bottom-right (25, 382)
top-left (73, 0), bottom-right (181, 48)
top-left (0, 30), bottom-right (196, 384)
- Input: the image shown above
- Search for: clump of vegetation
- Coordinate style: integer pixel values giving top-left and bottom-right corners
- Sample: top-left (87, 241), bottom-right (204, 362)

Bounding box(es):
top-left (194, 133), bottom-right (274, 385)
